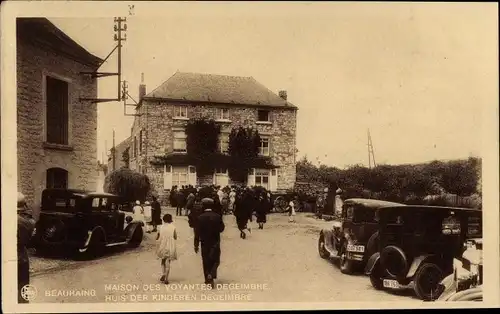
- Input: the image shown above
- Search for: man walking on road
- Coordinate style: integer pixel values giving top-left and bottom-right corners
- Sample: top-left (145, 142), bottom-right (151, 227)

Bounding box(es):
top-left (194, 198), bottom-right (225, 287)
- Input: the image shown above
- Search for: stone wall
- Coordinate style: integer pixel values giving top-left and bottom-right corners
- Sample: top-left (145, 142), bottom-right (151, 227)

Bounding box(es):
top-left (119, 99), bottom-right (297, 198)
top-left (17, 39), bottom-right (98, 218)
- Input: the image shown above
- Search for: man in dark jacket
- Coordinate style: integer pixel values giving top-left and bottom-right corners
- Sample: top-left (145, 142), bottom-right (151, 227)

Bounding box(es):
top-left (17, 193), bottom-right (35, 303)
top-left (151, 195), bottom-right (162, 232)
top-left (194, 198), bottom-right (225, 287)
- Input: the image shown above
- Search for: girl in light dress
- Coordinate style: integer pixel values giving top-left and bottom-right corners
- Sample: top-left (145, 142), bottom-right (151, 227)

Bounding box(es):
top-left (288, 197), bottom-right (296, 223)
top-left (133, 200), bottom-right (146, 233)
top-left (156, 214), bottom-right (177, 284)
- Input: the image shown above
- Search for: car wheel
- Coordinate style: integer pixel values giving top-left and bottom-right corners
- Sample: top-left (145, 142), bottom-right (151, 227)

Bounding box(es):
top-left (318, 232), bottom-right (329, 259)
top-left (339, 243), bottom-right (354, 274)
top-left (128, 227), bottom-right (143, 248)
top-left (413, 263), bottom-right (444, 301)
top-left (369, 261), bottom-right (385, 290)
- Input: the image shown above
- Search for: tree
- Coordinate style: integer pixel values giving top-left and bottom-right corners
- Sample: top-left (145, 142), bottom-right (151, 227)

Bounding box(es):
top-left (122, 147), bottom-right (130, 169)
top-left (185, 118), bottom-right (221, 175)
top-left (103, 168), bottom-right (151, 203)
top-left (227, 127), bottom-right (261, 182)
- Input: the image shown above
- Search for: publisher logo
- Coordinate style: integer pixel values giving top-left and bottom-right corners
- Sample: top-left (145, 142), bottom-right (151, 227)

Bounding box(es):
top-left (20, 284), bottom-right (37, 301)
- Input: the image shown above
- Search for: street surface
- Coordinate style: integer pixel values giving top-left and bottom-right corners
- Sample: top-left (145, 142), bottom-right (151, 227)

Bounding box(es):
top-left (29, 209), bottom-right (419, 303)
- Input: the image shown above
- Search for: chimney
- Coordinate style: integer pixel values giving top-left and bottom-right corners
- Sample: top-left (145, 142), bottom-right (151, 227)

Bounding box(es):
top-left (139, 73), bottom-right (146, 102)
top-left (279, 90), bottom-right (287, 101)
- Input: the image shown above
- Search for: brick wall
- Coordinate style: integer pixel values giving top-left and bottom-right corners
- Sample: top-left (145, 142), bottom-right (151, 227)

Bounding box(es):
top-left (122, 100), bottom-right (297, 200)
top-left (17, 39), bottom-right (98, 219)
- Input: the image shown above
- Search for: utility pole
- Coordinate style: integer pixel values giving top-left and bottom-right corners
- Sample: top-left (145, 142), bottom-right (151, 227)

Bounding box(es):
top-left (112, 129), bottom-right (116, 171)
top-left (367, 129), bottom-right (376, 169)
top-left (114, 17), bottom-right (127, 101)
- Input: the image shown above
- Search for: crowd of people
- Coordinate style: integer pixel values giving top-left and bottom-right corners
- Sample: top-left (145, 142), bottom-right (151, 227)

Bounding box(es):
top-left (158, 185), bottom-right (281, 287)
top-left (169, 185), bottom-right (275, 236)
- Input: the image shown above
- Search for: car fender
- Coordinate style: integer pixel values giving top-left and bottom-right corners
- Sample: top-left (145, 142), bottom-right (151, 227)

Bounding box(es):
top-left (79, 226), bottom-right (106, 253)
top-left (406, 254), bottom-right (434, 278)
top-left (125, 222), bottom-right (142, 241)
top-left (321, 229), bottom-right (335, 252)
top-left (364, 252), bottom-right (380, 275)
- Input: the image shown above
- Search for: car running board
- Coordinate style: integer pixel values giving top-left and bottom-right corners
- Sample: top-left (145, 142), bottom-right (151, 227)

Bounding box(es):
top-left (106, 241), bottom-right (128, 247)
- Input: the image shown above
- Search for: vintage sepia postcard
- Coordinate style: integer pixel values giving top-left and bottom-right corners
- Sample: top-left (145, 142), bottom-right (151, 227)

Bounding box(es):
top-left (1, 1), bottom-right (499, 313)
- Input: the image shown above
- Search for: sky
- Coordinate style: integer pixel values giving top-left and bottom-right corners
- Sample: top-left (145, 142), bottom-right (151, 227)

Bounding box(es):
top-left (48, 2), bottom-right (498, 169)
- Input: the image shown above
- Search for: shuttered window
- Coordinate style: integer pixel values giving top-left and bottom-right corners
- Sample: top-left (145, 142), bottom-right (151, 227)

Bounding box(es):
top-left (46, 77), bottom-right (69, 145)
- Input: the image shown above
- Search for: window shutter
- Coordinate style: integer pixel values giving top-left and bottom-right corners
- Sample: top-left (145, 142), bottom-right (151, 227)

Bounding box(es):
top-left (270, 168), bottom-right (278, 192)
top-left (163, 165), bottom-right (172, 190)
top-left (188, 165), bottom-right (197, 186)
top-left (247, 168), bottom-right (256, 187)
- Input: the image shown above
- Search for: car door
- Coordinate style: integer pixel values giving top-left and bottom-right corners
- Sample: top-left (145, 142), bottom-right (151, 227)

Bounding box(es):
top-left (100, 197), bottom-right (121, 241)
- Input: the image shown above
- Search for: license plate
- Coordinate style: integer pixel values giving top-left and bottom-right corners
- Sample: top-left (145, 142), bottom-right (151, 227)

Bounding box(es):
top-left (347, 244), bottom-right (365, 253)
top-left (383, 279), bottom-right (400, 289)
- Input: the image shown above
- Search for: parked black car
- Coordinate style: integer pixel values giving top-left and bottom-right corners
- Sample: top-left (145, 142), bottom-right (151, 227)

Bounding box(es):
top-left (318, 198), bottom-right (404, 274)
top-left (31, 189), bottom-right (144, 258)
top-left (364, 205), bottom-right (482, 301)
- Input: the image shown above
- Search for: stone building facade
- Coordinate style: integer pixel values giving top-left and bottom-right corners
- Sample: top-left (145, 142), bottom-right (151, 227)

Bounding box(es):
top-left (112, 72), bottom-right (298, 203)
top-left (17, 18), bottom-right (102, 218)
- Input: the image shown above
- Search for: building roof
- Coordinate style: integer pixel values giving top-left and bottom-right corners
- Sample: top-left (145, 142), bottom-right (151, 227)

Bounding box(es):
top-left (144, 71), bottom-right (297, 109)
top-left (16, 18), bottom-right (103, 67)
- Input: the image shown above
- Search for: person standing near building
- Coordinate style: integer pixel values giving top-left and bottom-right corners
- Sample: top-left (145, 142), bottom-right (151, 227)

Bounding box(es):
top-left (194, 198), bottom-right (225, 287)
top-left (185, 190), bottom-right (196, 217)
top-left (316, 191), bottom-right (325, 220)
top-left (133, 200), bottom-right (146, 233)
top-left (288, 196), bottom-right (297, 223)
top-left (151, 196), bottom-right (162, 232)
top-left (175, 188), bottom-right (185, 216)
top-left (143, 201), bottom-right (153, 233)
top-left (17, 193), bottom-right (35, 303)
top-left (255, 192), bottom-right (268, 229)
top-left (229, 188), bottom-right (236, 214)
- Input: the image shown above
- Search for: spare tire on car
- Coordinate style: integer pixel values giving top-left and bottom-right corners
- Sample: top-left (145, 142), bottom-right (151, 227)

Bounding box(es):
top-left (380, 245), bottom-right (409, 279)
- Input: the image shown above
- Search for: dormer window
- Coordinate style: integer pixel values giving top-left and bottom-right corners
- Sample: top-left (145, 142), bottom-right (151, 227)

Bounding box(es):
top-left (215, 108), bottom-right (230, 121)
top-left (173, 105), bottom-right (188, 119)
top-left (257, 110), bottom-right (270, 122)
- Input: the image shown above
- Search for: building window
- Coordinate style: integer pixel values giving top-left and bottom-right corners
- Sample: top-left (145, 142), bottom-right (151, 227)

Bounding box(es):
top-left (257, 110), bottom-right (270, 122)
top-left (134, 136), bottom-right (137, 157)
top-left (215, 108), bottom-right (230, 120)
top-left (215, 168), bottom-right (228, 174)
top-left (255, 169), bottom-right (270, 189)
top-left (172, 166), bottom-right (188, 187)
top-left (219, 133), bottom-right (229, 154)
top-left (259, 137), bottom-right (270, 156)
top-left (173, 129), bottom-right (187, 152)
top-left (46, 76), bottom-right (69, 145)
top-left (173, 106), bottom-right (188, 118)
top-left (139, 130), bottom-right (143, 154)
top-left (46, 167), bottom-right (68, 189)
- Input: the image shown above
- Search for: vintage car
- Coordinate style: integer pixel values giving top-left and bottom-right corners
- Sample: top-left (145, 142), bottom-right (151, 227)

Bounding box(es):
top-left (31, 189), bottom-right (144, 258)
top-left (437, 238), bottom-right (483, 301)
top-left (318, 198), bottom-right (405, 274)
top-left (364, 205), bottom-right (482, 301)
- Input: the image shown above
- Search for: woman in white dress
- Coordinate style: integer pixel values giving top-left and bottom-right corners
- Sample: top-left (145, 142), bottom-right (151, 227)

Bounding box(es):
top-left (288, 197), bottom-right (296, 223)
top-left (143, 201), bottom-right (152, 233)
top-left (156, 214), bottom-right (177, 284)
top-left (133, 200), bottom-right (146, 234)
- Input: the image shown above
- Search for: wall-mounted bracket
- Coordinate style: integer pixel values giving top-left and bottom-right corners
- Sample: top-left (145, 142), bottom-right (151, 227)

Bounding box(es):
top-left (79, 17), bottom-right (127, 104)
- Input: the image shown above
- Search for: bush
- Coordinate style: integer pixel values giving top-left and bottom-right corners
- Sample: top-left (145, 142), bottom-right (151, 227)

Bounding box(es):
top-left (103, 168), bottom-right (151, 203)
